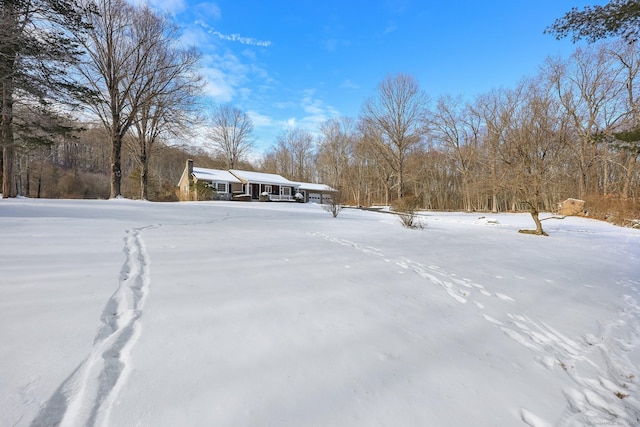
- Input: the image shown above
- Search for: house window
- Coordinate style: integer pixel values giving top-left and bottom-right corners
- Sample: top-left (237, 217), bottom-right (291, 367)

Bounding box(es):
top-left (264, 185), bottom-right (272, 193)
top-left (216, 182), bottom-right (227, 193)
top-left (282, 187), bottom-right (291, 196)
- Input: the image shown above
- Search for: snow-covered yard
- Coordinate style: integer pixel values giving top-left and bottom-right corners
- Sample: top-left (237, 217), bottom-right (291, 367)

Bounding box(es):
top-left (1, 198), bottom-right (639, 427)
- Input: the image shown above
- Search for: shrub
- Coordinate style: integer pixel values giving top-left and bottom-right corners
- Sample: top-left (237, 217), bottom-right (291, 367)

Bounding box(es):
top-left (189, 181), bottom-right (214, 200)
top-left (259, 192), bottom-right (270, 202)
top-left (322, 191), bottom-right (343, 218)
top-left (583, 195), bottom-right (640, 227)
top-left (392, 196), bottom-right (424, 229)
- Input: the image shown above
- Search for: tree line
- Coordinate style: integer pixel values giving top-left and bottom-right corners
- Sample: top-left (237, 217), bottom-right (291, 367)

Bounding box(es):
top-left (1, 0), bottom-right (638, 229)
top-left (259, 41), bottom-right (639, 228)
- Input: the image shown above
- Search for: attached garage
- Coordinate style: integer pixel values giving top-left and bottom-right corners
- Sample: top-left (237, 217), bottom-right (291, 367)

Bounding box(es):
top-left (296, 182), bottom-right (337, 204)
top-left (308, 193), bottom-right (322, 203)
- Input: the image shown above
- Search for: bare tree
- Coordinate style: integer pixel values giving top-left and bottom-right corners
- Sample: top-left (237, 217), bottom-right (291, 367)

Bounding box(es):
top-left (547, 45), bottom-right (623, 199)
top-left (430, 95), bottom-right (480, 212)
top-left (607, 41), bottom-right (640, 198)
top-left (361, 74), bottom-right (429, 199)
top-left (472, 89), bottom-right (521, 212)
top-left (271, 127), bottom-right (314, 181)
top-left (208, 104), bottom-right (254, 170)
top-left (77, 0), bottom-right (165, 198)
top-left (124, 6), bottom-right (202, 200)
top-left (499, 79), bottom-right (570, 235)
top-left (316, 116), bottom-right (356, 191)
top-left (358, 119), bottom-right (396, 205)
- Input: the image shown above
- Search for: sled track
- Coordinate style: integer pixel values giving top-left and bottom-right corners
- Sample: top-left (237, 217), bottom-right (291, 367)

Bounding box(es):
top-left (31, 225), bottom-right (156, 427)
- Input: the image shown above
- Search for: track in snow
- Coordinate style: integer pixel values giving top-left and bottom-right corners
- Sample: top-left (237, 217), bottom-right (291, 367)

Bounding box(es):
top-left (308, 231), bottom-right (640, 427)
top-left (31, 225), bottom-right (155, 427)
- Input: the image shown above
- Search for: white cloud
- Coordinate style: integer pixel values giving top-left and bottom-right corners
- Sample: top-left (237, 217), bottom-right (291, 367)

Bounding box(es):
top-left (284, 118), bottom-right (297, 128)
top-left (258, 90), bottom-right (341, 141)
top-left (196, 48), bottom-right (254, 103)
top-left (178, 26), bottom-right (213, 48)
top-left (200, 70), bottom-right (235, 102)
top-left (299, 89), bottom-right (340, 128)
top-left (247, 111), bottom-right (274, 128)
top-left (195, 20), bottom-right (271, 47)
top-left (194, 2), bottom-right (222, 20)
top-left (301, 89), bottom-right (325, 116)
top-left (213, 31), bottom-right (272, 47)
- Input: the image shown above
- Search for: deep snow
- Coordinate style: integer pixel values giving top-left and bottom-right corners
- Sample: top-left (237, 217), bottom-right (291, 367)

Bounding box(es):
top-left (1, 198), bottom-right (639, 427)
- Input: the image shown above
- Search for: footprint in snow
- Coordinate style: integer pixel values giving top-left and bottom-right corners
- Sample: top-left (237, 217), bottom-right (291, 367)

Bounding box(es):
top-left (483, 314), bottom-right (503, 325)
top-left (495, 292), bottom-right (515, 302)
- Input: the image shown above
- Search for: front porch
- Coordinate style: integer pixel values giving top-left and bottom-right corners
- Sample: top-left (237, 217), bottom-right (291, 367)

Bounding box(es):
top-left (245, 183), bottom-right (297, 201)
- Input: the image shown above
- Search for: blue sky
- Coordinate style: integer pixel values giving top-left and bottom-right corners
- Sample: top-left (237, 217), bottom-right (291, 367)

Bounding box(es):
top-left (142, 0), bottom-right (602, 153)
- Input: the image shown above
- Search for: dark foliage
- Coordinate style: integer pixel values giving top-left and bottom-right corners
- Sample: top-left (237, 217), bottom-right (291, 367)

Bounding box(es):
top-left (546, 0), bottom-right (640, 43)
top-left (1, 0), bottom-right (95, 196)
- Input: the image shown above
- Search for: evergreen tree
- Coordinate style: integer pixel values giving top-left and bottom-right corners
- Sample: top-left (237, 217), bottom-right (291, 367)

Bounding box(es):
top-left (0, 0), bottom-right (93, 197)
top-left (547, 0), bottom-right (640, 43)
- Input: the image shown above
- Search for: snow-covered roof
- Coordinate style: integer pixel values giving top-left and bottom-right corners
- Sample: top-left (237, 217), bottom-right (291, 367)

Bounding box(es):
top-left (193, 167), bottom-right (242, 183)
top-left (296, 182), bottom-right (337, 192)
top-left (230, 170), bottom-right (298, 186)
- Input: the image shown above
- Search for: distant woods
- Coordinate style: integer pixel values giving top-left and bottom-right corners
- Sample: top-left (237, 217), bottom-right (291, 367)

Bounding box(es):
top-left (0, 1), bottom-right (638, 224)
top-left (264, 50), bottom-right (640, 224)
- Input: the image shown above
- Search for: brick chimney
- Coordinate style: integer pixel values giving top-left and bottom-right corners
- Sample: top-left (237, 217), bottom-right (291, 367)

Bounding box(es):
top-left (187, 159), bottom-right (193, 177)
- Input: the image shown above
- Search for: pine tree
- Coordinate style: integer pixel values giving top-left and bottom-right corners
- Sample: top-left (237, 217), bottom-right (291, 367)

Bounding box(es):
top-left (0, 0), bottom-right (93, 197)
top-left (546, 0), bottom-right (640, 43)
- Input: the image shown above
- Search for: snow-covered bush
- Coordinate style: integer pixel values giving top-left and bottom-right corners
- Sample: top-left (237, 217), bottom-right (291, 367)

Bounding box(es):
top-left (259, 191), bottom-right (270, 202)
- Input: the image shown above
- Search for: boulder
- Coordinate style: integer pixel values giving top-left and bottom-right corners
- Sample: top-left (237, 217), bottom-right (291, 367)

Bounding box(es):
top-left (558, 198), bottom-right (585, 216)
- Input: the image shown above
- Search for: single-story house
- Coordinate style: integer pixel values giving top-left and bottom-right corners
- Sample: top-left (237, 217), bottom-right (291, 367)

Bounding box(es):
top-left (229, 169), bottom-right (299, 201)
top-left (178, 159), bottom-right (337, 203)
top-left (178, 160), bottom-right (243, 201)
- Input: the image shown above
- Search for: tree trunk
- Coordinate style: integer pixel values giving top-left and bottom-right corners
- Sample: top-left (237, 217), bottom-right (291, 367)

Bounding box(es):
top-left (531, 210), bottom-right (546, 235)
top-left (1, 82), bottom-right (15, 198)
top-left (1, 145), bottom-right (13, 198)
top-left (622, 154), bottom-right (637, 199)
top-left (140, 150), bottom-right (148, 200)
top-left (25, 163), bottom-right (30, 197)
top-left (110, 132), bottom-right (122, 198)
top-left (463, 173), bottom-right (472, 212)
top-left (397, 164), bottom-right (404, 199)
top-left (519, 204), bottom-right (549, 236)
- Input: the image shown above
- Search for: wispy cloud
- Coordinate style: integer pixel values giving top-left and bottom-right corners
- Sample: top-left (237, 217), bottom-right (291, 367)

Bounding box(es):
top-left (193, 2), bottom-right (222, 20)
top-left (276, 89), bottom-right (340, 136)
top-left (197, 51), bottom-right (251, 102)
top-left (339, 79), bottom-right (360, 90)
top-left (386, 0), bottom-right (410, 15)
top-left (323, 38), bottom-right (351, 52)
top-left (195, 21), bottom-right (271, 47)
top-left (247, 89), bottom-right (340, 147)
top-left (247, 111), bottom-right (274, 127)
top-left (383, 23), bottom-right (398, 35)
